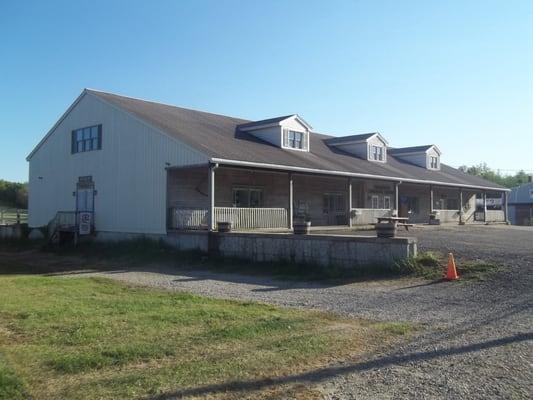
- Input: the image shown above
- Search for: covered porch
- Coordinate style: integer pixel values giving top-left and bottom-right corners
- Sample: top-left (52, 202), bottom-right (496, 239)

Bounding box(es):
top-left (166, 164), bottom-right (509, 231)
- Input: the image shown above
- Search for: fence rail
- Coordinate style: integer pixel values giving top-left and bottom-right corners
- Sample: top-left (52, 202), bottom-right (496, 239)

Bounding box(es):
top-left (474, 210), bottom-right (506, 222)
top-left (170, 207), bottom-right (289, 230)
top-left (0, 208), bottom-right (28, 225)
top-left (171, 208), bottom-right (208, 230)
top-left (215, 207), bottom-right (288, 229)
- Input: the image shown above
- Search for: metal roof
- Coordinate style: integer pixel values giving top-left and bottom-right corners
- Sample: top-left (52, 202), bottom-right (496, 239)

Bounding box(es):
top-left (87, 89), bottom-right (507, 191)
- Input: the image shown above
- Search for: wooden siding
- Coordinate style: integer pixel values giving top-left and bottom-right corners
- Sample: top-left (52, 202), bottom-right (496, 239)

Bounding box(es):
top-left (28, 93), bottom-right (207, 234)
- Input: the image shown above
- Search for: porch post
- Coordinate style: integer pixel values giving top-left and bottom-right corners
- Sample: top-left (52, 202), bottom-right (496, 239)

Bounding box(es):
top-left (208, 163), bottom-right (216, 231)
top-left (429, 185), bottom-right (434, 213)
top-left (459, 188), bottom-right (464, 224)
top-left (483, 191), bottom-right (487, 222)
top-left (503, 191), bottom-right (509, 224)
top-left (394, 181), bottom-right (400, 216)
top-left (288, 173), bottom-right (293, 230)
top-left (348, 178), bottom-right (353, 227)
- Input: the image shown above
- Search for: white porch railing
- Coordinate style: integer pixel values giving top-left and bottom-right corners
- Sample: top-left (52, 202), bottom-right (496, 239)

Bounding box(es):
top-left (171, 208), bottom-right (208, 230)
top-left (475, 210), bottom-right (506, 222)
top-left (170, 207), bottom-right (289, 230)
top-left (215, 207), bottom-right (288, 229)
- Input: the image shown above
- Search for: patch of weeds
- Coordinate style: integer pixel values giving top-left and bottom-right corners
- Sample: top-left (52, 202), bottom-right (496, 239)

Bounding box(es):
top-left (373, 322), bottom-right (415, 336)
top-left (0, 358), bottom-right (27, 400)
top-left (395, 252), bottom-right (502, 282)
top-left (457, 261), bottom-right (501, 282)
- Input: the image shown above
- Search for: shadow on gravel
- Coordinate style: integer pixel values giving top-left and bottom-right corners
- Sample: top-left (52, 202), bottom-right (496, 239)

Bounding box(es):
top-left (150, 332), bottom-right (533, 399)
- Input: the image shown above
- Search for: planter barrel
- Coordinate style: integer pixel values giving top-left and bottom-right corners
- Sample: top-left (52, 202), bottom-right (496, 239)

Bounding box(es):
top-left (217, 221), bottom-right (232, 233)
top-left (375, 222), bottom-right (397, 238)
top-left (293, 221), bottom-right (311, 235)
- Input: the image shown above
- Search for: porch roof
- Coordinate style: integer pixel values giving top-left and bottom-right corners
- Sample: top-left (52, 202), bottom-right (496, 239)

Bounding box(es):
top-left (89, 90), bottom-right (508, 192)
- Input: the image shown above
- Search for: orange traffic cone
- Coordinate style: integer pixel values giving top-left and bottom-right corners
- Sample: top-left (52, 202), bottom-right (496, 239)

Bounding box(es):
top-left (445, 253), bottom-right (459, 280)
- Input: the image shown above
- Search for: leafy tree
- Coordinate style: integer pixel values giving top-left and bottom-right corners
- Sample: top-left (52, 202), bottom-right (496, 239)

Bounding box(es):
top-left (0, 180), bottom-right (28, 208)
top-left (458, 163), bottom-right (530, 188)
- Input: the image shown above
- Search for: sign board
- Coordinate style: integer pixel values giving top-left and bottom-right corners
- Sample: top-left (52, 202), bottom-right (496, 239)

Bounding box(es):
top-left (79, 212), bottom-right (92, 235)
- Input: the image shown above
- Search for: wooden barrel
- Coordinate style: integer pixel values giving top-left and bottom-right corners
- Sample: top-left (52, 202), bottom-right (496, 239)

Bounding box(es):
top-left (375, 222), bottom-right (397, 238)
top-left (217, 221), bottom-right (232, 233)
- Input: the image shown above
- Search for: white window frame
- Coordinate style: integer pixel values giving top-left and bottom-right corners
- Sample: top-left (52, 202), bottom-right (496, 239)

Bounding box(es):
top-left (383, 195), bottom-right (391, 210)
top-left (429, 155), bottom-right (439, 169)
top-left (371, 195), bottom-right (380, 209)
top-left (282, 129), bottom-right (308, 151)
top-left (232, 187), bottom-right (264, 208)
top-left (368, 144), bottom-right (386, 162)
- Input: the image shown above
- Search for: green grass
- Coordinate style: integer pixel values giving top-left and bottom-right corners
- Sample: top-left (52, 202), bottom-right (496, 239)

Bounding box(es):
top-left (0, 272), bottom-right (410, 400)
top-left (0, 358), bottom-right (27, 400)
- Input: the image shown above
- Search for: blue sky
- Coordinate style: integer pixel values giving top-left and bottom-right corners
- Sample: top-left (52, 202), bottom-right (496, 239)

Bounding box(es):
top-left (1, 0), bottom-right (532, 182)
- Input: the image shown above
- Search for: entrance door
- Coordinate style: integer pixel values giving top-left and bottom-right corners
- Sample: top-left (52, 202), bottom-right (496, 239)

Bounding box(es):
top-left (76, 188), bottom-right (94, 212)
top-left (323, 193), bottom-right (347, 225)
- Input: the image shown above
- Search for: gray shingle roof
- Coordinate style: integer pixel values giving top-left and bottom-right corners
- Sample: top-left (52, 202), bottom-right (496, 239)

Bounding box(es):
top-left (324, 132), bottom-right (378, 145)
top-left (388, 145), bottom-right (435, 154)
top-left (237, 115), bottom-right (295, 129)
top-left (88, 90), bottom-right (507, 191)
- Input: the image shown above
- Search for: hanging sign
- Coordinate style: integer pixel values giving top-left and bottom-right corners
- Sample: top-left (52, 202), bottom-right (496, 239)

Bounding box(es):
top-left (79, 212), bottom-right (92, 235)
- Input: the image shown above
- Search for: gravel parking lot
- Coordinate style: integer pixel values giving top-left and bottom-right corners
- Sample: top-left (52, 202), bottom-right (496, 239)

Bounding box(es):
top-left (9, 225), bottom-right (532, 398)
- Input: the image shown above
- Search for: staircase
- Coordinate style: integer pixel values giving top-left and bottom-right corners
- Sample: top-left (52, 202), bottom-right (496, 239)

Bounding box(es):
top-left (47, 211), bottom-right (78, 245)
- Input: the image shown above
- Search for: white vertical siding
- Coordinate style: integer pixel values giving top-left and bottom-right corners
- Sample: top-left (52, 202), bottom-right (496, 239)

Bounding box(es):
top-left (28, 93), bottom-right (207, 234)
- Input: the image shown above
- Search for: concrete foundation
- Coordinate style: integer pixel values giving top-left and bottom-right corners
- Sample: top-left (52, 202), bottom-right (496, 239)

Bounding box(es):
top-left (0, 224), bottom-right (23, 240)
top-left (214, 232), bottom-right (417, 268)
top-left (97, 230), bottom-right (417, 268)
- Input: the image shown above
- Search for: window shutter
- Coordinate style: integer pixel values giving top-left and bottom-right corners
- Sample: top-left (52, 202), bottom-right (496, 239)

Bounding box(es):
top-left (97, 124), bottom-right (103, 149)
top-left (71, 131), bottom-right (76, 154)
top-left (283, 129), bottom-right (288, 147)
top-left (302, 132), bottom-right (308, 150)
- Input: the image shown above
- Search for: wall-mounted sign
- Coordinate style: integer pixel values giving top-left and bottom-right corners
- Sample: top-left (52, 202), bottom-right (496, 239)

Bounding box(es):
top-left (79, 212), bottom-right (92, 235)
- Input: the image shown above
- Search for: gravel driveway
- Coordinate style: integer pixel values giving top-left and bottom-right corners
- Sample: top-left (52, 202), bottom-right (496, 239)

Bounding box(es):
top-left (60, 226), bottom-right (533, 398)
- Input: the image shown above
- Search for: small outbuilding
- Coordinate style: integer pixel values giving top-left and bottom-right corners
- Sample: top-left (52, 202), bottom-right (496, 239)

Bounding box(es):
top-left (508, 177), bottom-right (533, 225)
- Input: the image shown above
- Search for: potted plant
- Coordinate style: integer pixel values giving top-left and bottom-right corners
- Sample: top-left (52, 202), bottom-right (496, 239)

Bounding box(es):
top-left (429, 211), bottom-right (440, 225)
top-left (293, 212), bottom-right (311, 234)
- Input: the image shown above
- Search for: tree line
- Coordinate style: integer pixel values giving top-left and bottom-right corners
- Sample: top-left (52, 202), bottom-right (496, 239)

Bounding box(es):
top-left (0, 180), bottom-right (28, 209)
top-left (458, 163), bottom-right (531, 189)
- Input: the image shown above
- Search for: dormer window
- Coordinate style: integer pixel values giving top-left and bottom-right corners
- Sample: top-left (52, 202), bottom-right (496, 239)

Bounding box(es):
top-left (430, 156), bottom-right (439, 169)
top-left (287, 130), bottom-right (303, 149)
top-left (282, 129), bottom-right (308, 151)
top-left (238, 114), bottom-right (311, 152)
top-left (370, 145), bottom-right (384, 162)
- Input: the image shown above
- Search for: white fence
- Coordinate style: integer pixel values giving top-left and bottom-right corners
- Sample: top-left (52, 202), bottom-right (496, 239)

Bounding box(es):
top-left (171, 208), bottom-right (208, 230)
top-left (170, 207), bottom-right (289, 230)
top-left (0, 208), bottom-right (28, 225)
top-left (215, 207), bottom-right (288, 229)
top-left (474, 210), bottom-right (506, 222)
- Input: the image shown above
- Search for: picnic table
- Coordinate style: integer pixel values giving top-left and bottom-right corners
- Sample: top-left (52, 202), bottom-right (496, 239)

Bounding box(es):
top-left (376, 216), bottom-right (413, 231)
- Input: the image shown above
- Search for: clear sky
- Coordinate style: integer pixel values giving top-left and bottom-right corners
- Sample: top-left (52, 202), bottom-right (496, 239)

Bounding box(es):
top-left (1, 0), bottom-right (532, 182)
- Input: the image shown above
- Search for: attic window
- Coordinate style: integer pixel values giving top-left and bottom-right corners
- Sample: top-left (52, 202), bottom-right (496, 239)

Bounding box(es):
top-left (430, 156), bottom-right (439, 169)
top-left (369, 145), bottom-right (385, 162)
top-left (283, 129), bottom-right (308, 151)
